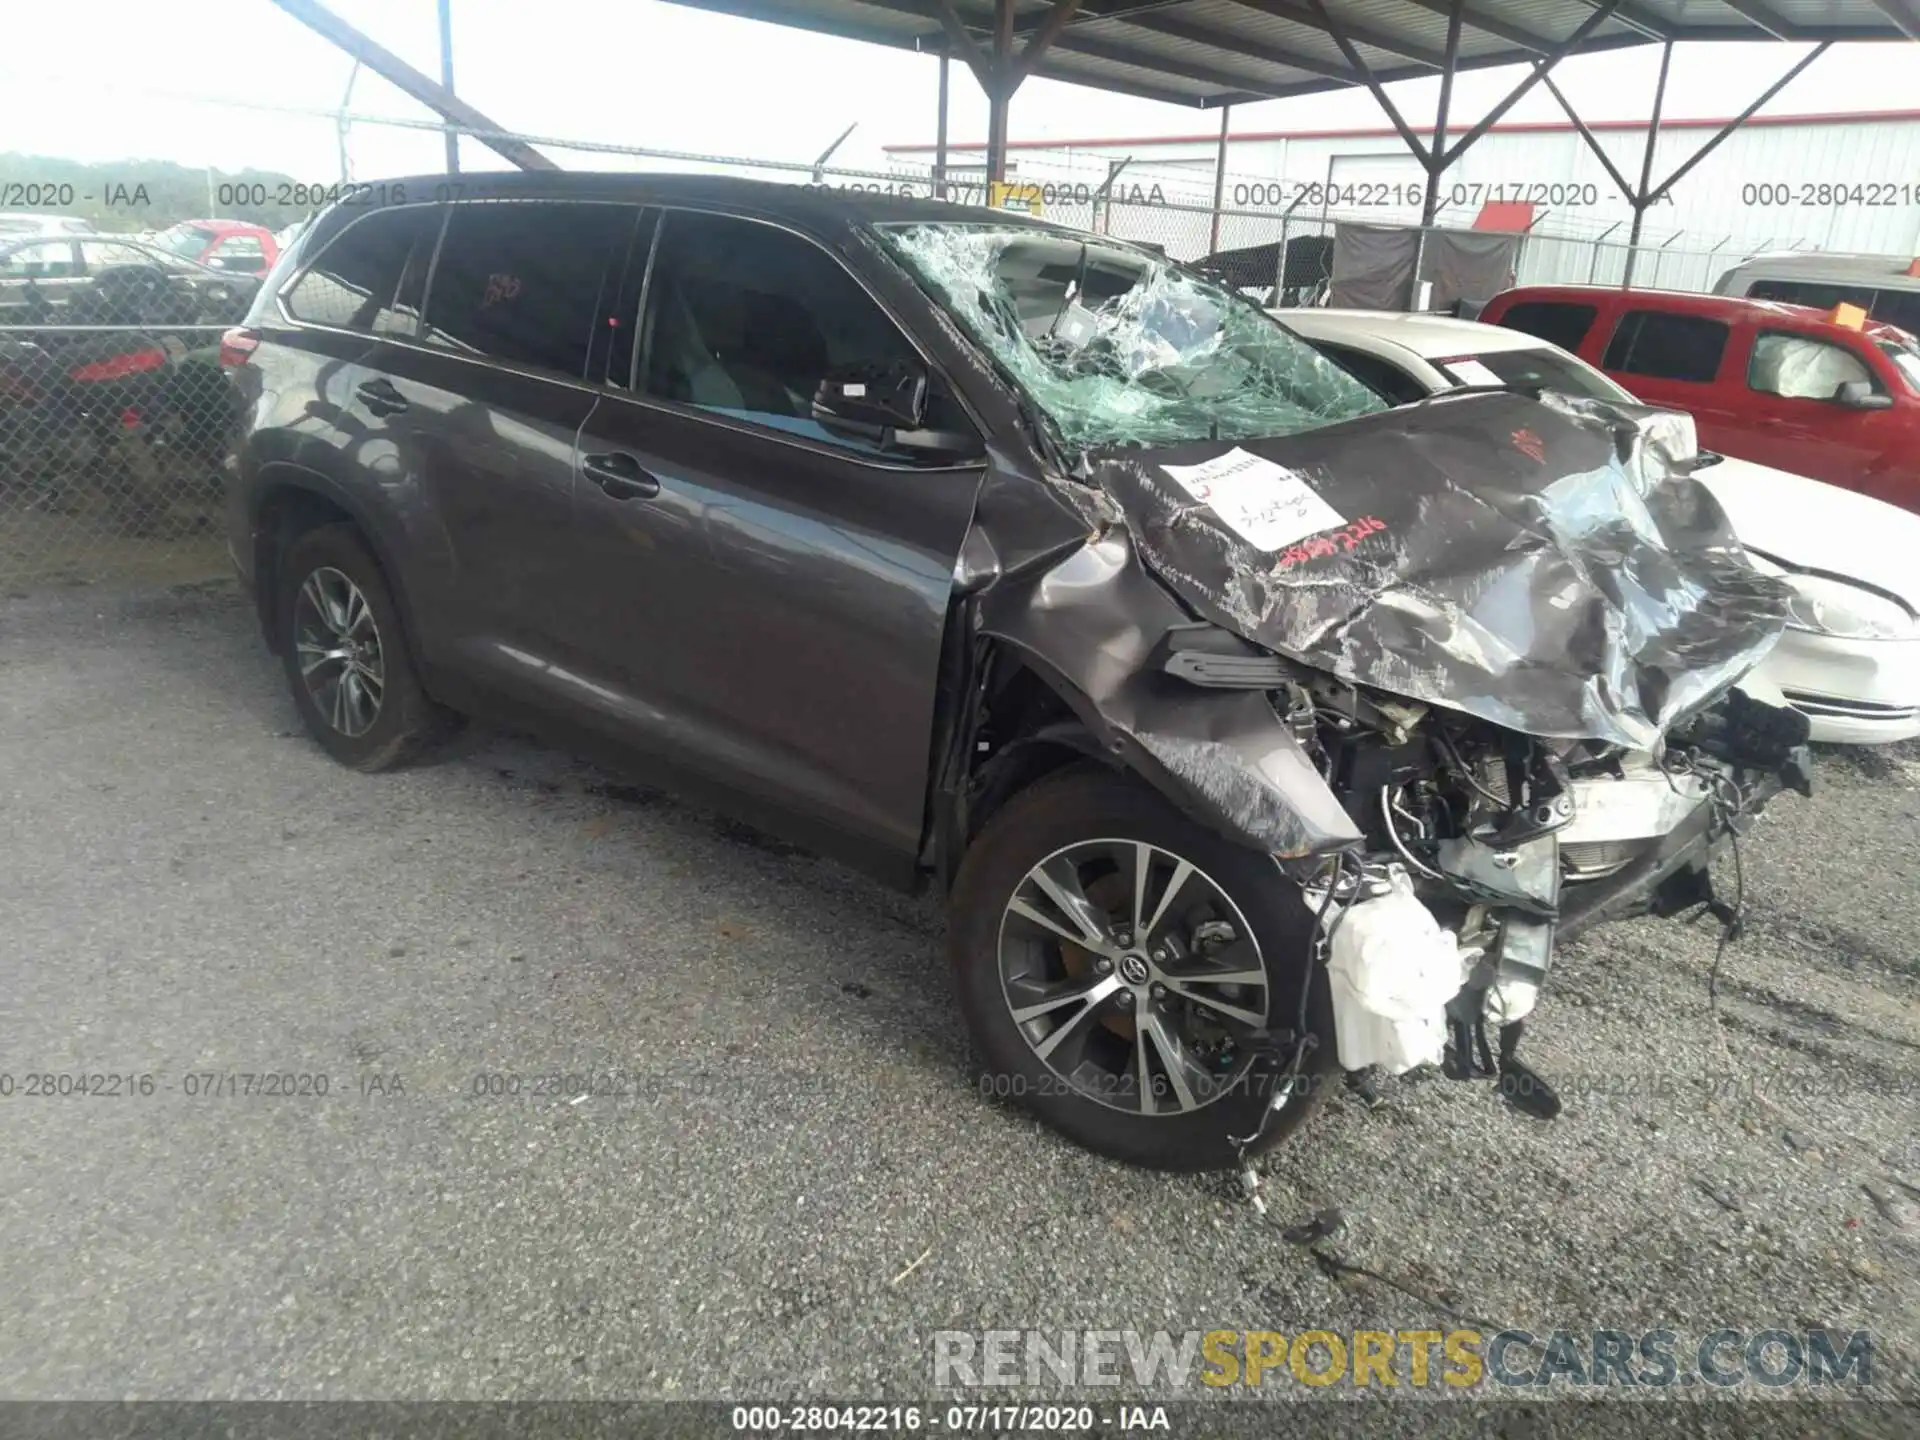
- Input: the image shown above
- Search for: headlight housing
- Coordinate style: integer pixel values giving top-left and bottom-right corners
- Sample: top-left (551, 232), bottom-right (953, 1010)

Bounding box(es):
top-left (1783, 574), bottom-right (1916, 641)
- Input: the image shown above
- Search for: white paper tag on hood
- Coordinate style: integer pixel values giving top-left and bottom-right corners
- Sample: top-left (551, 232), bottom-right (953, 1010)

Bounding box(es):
top-left (1161, 447), bottom-right (1347, 552)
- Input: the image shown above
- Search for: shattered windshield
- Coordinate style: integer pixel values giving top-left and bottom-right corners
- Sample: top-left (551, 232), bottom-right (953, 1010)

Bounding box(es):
top-left (877, 222), bottom-right (1388, 451)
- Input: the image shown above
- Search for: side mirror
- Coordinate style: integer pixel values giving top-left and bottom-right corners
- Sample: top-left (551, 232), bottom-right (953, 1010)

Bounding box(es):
top-left (1834, 379), bottom-right (1893, 410)
top-left (812, 361), bottom-right (981, 458)
top-left (813, 361), bottom-right (927, 434)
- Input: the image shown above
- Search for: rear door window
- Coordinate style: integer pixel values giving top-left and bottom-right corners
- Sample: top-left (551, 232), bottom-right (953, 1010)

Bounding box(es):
top-left (419, 200), bottom-right (637, 379)
top-left (284, 206), bottom-right (442, 334)
top-left (1601, 310), bottom-right (1729, 383)
top-left (1493, 300), bottom-right (1598, 353)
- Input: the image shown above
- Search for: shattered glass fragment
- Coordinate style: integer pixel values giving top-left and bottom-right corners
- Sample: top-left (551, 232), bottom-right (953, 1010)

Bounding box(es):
top-left (877, 222), bottom-right (1387, 453)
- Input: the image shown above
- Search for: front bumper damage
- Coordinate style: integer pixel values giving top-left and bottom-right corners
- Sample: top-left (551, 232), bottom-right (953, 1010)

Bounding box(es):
top-left (1316, 688), bottom-right (1814, 1119)
top-left (946, 376), bottom-right (1814, 1144)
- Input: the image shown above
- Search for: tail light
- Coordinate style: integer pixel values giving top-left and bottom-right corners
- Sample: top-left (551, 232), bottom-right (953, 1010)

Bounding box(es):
top-left (219, 327), bottom-right (261, 369)
top-left (68, 347), bottom-right (167, 383)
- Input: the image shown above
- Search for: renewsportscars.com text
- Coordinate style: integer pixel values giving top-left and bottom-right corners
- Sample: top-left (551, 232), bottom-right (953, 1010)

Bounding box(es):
top-left (932, 1327), bottom-right (1873, 1390)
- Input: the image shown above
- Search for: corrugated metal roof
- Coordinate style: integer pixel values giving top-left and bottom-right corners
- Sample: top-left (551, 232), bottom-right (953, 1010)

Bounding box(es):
top-left (655, 0), bottom-right (1919, 109)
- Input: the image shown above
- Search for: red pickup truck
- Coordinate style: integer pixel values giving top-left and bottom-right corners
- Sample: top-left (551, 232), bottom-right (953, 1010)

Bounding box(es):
top-left (1480, 284), bottom-right (1920, 514)
top-left (152, 220), bottom-right (279, 278)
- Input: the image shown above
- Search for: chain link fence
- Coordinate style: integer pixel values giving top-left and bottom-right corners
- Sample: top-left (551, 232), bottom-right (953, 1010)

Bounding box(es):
top-left (1, 323), bottom-right (239, 594)
top-left (0, 98), bottom-right (1835, 595)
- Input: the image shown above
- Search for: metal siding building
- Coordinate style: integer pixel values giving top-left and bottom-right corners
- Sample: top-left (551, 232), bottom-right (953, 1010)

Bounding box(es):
top-left (890, 110), bottom-right (1920, 289)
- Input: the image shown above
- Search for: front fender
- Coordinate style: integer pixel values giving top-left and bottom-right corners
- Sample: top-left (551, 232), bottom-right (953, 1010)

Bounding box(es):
top-left (977, 532), bottom-right (1361, 859)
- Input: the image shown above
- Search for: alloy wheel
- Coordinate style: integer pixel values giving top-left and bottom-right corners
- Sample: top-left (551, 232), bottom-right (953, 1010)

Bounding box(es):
top-left (997, 838), bottom-right (1271, 1116)
top-left (292, 566), bottom-right (385, 738)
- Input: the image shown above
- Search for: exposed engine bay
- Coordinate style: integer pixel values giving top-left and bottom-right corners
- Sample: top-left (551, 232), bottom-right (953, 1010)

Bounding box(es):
top-left (960, 380), bottom-right (1818, 1133)
top-left (1260, 659), bottom-right (1813, 1116)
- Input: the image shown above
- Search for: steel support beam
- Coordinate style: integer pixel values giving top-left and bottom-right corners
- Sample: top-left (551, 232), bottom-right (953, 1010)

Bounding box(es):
top-left (1573, 0), bottom-right (1670, 40)
top-left (1304, 0), bottom-right (1431, 163)
top-left (1713, 0), bottom-right (1795, 40)
top-left (933, 0), bottom-right (991, 85)
top-left (1538, 69), bottom-right (1638, 202)
top-left (1437, 1), bottom-right (1621, 169)
top-left (1410, 0), bottom-right (1464, 308)
top-left (1643, 40), bottom-right (1831, 203)
top-left (1209, 104), bottom-right (1231, 251)
top-left (1397, 0), bottom-right (1550, 52)
top-left (1419, 0), bottom-right (1463, 228)
top-left (437, 0), bottom-right (459, 173)
top-left (1865, 0), bottom-right (1920, 41)
top-left (1621, 39), bottom-right (1671, 287)
top-left (986, 0), bottom-right (1015, 185)
top-left (1015, 0), bottom-right (1082, 79)
top-left (1230, 0), bottom-right (1447, 68)
top-left (935, 53), bottom-right (950, 199)
top-left (268, 0), bottom-right (556, 170)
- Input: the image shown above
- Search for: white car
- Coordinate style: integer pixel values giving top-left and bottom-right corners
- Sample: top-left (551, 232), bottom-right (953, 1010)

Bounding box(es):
top-left (1275, 307), bottom-right (1920, 745)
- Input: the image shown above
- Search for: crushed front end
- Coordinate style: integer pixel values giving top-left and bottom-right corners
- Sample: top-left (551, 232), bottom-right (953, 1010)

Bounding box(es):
top-left (886, 217), bottom-right (1812, 1135)
top-left (1119, 389), bottom-right (1815, 1116)
top-left (1261, 662), bottom-right (1813, 1114)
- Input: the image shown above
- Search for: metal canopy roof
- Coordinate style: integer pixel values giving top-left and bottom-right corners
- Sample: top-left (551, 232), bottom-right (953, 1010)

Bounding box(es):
top-left (655, 0), bottom-right (1920, 110)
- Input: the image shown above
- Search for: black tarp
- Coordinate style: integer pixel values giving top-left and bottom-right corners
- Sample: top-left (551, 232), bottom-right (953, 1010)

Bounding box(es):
top-left (1328, 223), bottom-right (1520, 312)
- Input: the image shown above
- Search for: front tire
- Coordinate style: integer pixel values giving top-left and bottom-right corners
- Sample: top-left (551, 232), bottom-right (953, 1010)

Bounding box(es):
top-left (276, 523), bottom-right (453, 771)
top-left (949, 765), bottom-right (1335, 1171)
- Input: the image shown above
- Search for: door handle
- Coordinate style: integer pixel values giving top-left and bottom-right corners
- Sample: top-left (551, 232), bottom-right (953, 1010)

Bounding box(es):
top-left (354, 378), bottom-right (408, 416)
top-left (582, 450), bottom-right (661, 500)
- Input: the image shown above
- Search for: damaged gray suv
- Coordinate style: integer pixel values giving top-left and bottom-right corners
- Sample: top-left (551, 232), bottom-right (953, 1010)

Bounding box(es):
top-left (225, 175), bottom-right (1813, 1171)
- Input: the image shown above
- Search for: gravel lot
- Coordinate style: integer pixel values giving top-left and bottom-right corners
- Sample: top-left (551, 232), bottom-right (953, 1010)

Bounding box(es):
top-left (2, 581), bottom-right (1917, 1432)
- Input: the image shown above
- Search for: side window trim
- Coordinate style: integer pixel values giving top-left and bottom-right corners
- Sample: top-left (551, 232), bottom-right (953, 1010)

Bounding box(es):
top-left (274, 201), bottom-right (447, 333)
top-left (403, 203), bottom-right (454, 342)
top-left (628, 207), bottom-right (666, 392)
top-left (592, 205), bottom-right (660, 391)
top-left (616, 204), bottom-right (988, 464)
top-left (1599, 310), bottom-right (1639, 371)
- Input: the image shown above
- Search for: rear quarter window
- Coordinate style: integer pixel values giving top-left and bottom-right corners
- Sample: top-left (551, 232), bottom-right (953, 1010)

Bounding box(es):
top-left (283, 206), bottom-right (441, 334)
top-left (1600, 310), bottom-right (1729, 384)
top-left (1305, 341), bottom-right (1428, 405)
top-left (1492, 300), bottom-right (1598, 353)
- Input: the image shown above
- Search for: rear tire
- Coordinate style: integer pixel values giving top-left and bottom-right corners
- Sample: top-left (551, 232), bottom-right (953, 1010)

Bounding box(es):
top-left (949, 764), bottom-right (1335, 1171)
top-left (276, 523), bottom-right (455, 771)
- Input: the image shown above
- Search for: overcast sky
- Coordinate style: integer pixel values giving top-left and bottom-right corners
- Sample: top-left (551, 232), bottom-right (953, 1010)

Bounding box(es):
top-left (2, 0), bottom-right (1918, 181)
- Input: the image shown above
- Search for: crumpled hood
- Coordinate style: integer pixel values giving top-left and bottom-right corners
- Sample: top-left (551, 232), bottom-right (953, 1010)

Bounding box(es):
top-left (1088, 389), bottom-right (1795, 751)
top-left (1698, 456), bottom-right (1920, 612)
